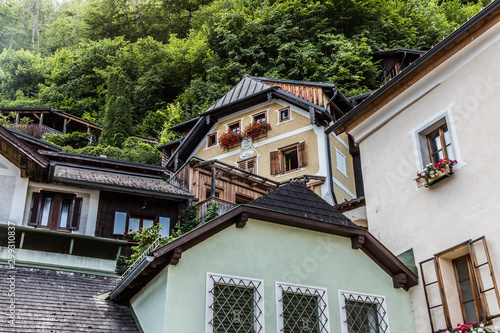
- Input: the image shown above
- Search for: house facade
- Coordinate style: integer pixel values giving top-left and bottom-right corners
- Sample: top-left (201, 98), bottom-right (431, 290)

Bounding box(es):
top-left (0, 125), bottom-right (193, 274)
top-left (165, 76), bottom-right (360, 205)
top-left (330, 1), bottom-right (500, 331)
top-left (111, 182), bottom-right (417, 333)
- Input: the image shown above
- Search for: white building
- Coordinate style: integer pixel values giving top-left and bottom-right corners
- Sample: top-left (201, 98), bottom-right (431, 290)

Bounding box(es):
top-left (329, 1), bottom-right (500, 332)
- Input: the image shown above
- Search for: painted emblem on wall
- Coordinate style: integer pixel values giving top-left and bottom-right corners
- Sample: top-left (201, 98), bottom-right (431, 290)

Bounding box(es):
top-left (239, 150), bottom-right (254, 159)
top-left (241, 137), bottom-right (252, 149)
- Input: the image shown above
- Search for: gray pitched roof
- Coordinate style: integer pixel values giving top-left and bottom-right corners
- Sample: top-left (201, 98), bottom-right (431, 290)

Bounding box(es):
top-left (204, 75), bottom-right (272, 113)
top-left (0, 265), bottom-right (139, 332)
top-left (248, 180), bottom-right (356, 227)
top-left (52, 164), bottom-right (193, 199)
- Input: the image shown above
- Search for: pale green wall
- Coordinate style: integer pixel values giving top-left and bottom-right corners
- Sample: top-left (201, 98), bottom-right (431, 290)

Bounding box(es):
top-left (131, 268), bottom-right (168, 333)
top-left (139, 219), bottom-right (416, 332)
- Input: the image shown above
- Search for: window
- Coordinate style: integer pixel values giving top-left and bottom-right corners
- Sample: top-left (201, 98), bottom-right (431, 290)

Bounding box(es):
top-left (339, 291), bottom-right (389, 333)
top-left (409, 105), bottom-right (462, 173)
top-left (279, 107), bottom-right (290, 122)
top-left (28, 191), bottom-right (82, 231)
top-left (208, 133), bottom-right (217, 147)
top-left (238, 158), bottom-right (256, 173)
top-left (235, 194), bottom-right (252, 205)
top-left (112, 212), bottom-right (170, 236)
top-left (228, 121), bottom-right (241, 133)
top-left (253, 112), bottom-right (266, 123)
top-left (453, 256), bottom-right (482, 324)
top-left (420, 237), bottom-right (500, 332)
top-left (336, 148), bottom-right (347, 177)
top-left (206, 273), bottom-right (264, 333)
top-left (270, 142), bottom-right (307, 175)
top-left (276, 282), bottom-right (329, 333)
top-left (427, 124), bottom-right (454, 164)
top-left (205, 188), bottom-right (222, 200)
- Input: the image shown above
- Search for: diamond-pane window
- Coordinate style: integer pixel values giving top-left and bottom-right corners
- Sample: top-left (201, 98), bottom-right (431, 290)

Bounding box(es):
top-left (339, 291), bottom-right (389, 333)
top-left (206, 273), bottom-right (264, 333)
top-left (277, 283), bottom-right (330, 333)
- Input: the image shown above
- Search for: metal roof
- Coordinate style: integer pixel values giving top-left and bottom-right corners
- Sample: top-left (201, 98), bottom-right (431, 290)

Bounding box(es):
top-left (203, 75), bottom-right (272, 113)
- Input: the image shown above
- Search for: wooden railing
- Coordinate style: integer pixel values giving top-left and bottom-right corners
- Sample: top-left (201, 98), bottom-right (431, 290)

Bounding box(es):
top-left (196, 197), bottom-right (237, 223)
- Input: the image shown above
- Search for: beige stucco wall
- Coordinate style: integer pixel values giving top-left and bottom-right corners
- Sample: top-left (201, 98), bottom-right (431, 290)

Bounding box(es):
top-left (329, 132), bottom-right (357, 200)
top-left (24, 182), bottom-right (100, 236)
top-left (351, 22), bottom-right (500, 331)
top-left (192, 99), bottom-right (356, 202)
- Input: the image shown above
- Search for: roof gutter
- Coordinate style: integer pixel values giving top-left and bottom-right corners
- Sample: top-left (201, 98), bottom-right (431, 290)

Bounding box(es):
top-left (109, 256), bottom-right (154, 300)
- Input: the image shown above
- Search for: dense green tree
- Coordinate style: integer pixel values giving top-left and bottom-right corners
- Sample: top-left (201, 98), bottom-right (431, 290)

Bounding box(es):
top-left (99, 72), bottom-right (132, 147)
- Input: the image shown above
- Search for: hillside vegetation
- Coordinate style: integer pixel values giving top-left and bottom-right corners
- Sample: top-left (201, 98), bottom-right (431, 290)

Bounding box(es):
top-left (0, 0), bottom-right (489, 142)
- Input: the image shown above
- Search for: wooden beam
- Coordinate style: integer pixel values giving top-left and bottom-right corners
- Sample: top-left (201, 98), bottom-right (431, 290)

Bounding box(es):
top-left (169, 247), bottom-right (183, 265)
top-left (351, 234), bottom-right (365, 250)
top-left (393, 273), bottom-right (408, 289)
top-left (236, 212), bottom-right (249, 228)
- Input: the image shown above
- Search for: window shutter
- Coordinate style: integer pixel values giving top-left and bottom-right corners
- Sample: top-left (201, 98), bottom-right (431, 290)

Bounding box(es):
top-left (270, 151), bottom-right (280, 175)
top-left (299, 142), bottom-right (307, 167)
top-left (469, 237), bottom-right (500, 319)
top-left (420, 257), bottom-right (450, 331)
top-left (69, 197), bottom-right (82, 230)
top-left (247, 158), bottom-right (255, 173)
top-left (28, 192), bottom-right (42, 226)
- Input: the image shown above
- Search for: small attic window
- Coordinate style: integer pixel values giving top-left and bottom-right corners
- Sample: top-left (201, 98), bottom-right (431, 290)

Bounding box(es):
top-left (208, 133), bottom-right (217, 147)
top-left (279, 107), bottom-right (290, 122)
top-left (228, 121), bottom-right (241, 133)
top-left (253, 112), bottom-right (266, 123)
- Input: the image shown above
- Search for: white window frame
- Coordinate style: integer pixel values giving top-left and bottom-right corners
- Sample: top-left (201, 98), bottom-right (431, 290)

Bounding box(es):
top-left (275, 106), bottom-right (294, 125)
top-left (276, 281), bottom-right (330, 333)
top-left (205, 272), bottom-right (265, 333)
top-left (408, 103), bottom-right (465, 174)
top-left (338, 290), bottom-right (390, 333)
top-left (336, 148), bottom-right (348, 177)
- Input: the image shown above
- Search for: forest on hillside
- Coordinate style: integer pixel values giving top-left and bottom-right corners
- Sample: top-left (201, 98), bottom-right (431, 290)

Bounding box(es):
top-left (0, 0), bottom-right (490, 146)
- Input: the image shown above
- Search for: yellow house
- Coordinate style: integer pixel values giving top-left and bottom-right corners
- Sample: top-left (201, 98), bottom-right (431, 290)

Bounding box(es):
top-left (165, 76), bottom-right (359, 205)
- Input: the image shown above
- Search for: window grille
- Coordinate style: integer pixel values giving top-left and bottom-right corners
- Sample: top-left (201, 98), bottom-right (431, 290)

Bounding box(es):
top-left (339, 292), bottom-right (389, 333)
top-left (277, 283), bottom-right (329, 333)
top-left (207, 274), bottom-right (264, 333)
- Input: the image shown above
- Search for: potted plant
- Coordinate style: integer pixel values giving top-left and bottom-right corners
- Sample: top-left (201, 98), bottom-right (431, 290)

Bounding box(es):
top-left (244, 120), bottom-right (272, 139)
top-left (218, 130), bottom-right (243, 150)
top-left (441, 322), bottom-right (495, 332)
top-left (415, 158), bottom-right (457, 188)
top-left (123, 230), bottom-right (136, 242)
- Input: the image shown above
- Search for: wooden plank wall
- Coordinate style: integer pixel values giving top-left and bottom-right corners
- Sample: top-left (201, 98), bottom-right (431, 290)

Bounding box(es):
top-left (261, 81), bottom-right (324, 107)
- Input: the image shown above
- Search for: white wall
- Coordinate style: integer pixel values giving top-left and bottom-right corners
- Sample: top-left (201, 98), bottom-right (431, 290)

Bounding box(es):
top-left (25, 182), bottom-right (100, 236)
top-left (351, 21), bottom-right (500, 331)
top-left (0, 154), bottom-right (28, 225)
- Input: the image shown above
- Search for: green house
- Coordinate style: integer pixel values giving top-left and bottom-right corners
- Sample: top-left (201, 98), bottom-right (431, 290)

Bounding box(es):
top-left (111, 181), bottom-right (417, 333)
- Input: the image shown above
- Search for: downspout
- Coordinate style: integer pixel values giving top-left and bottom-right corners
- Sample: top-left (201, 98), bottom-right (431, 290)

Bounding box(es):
top-left (325, 131), bottom-right (338, 206)
top-left (211, 166), bottom-right (216, 198)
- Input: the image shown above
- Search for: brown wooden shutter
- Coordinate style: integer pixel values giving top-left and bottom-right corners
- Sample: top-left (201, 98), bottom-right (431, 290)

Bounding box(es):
top-left (69, 197), bottom-right (82, 230)
top-left (270, 151), bottom-right (280, 175)
top-left (469, 237), bottom-right (500, 319)
top-left (247, 158), bottom-right (255, 173)
top-left (28, 192), bottom-right (42, 226)
top-left (299, 142), bottom-right (307, 167)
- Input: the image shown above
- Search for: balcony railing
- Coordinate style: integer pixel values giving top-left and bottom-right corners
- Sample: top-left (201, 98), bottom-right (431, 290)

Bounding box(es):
top-left (196, 197), bottom-right (237, 223)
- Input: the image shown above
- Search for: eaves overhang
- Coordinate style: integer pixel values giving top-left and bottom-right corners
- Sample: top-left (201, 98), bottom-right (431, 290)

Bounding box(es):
top-left (327, 0), bottom-right (500, 136)
top-left (111, 205), bottom-right (418, 301)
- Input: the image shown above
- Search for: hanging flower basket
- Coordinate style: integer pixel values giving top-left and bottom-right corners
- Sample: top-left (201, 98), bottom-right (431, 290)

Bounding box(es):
top-left (244, 120), bottom-right (272, 140)
top-left (415, 158), bottom-right (457, 188)
top-left (218, 130), bottom-right (243, 150)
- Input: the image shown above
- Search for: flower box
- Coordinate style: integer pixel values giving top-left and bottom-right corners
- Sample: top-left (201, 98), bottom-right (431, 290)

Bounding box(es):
top-left (415, 159), bottom-right (456, 188)
top-left (244, 121), bottom-right (271, 140)
top-left (218, 130), bottom-right (243, 150)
